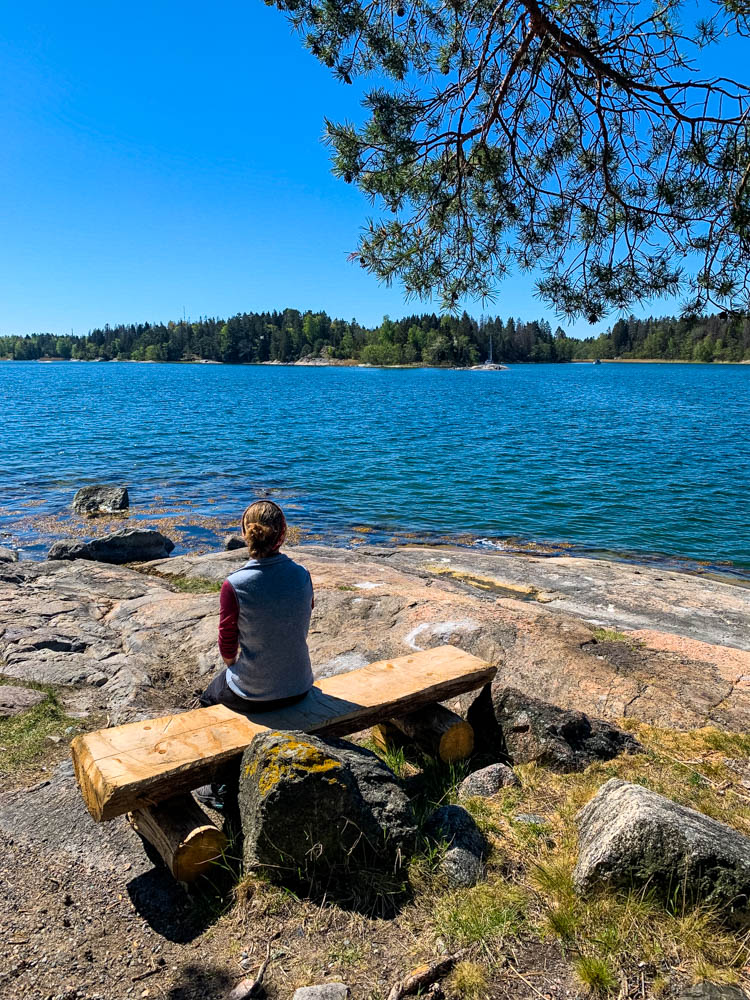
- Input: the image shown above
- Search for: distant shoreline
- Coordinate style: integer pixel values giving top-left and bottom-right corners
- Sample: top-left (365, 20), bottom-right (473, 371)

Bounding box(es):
top-left (2, 356), bottom-right (750, 367)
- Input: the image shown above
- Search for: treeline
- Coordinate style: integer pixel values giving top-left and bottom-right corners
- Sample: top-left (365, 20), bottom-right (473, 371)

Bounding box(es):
top-left (1, 308), bottom-right (749, 364)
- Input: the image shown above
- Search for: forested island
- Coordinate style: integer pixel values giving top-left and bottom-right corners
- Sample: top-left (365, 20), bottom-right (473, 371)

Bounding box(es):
top-left (2, 308), bottom-right (749, 365)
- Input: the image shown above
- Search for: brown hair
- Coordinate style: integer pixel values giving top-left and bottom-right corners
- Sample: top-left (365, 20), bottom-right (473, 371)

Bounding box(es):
top-left (241, 500), bottom-right (287, 559)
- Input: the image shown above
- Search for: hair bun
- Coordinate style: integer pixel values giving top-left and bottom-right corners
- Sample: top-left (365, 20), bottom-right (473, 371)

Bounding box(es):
top-left (241, 500), bottom-right (287, 558)
top-left (246, 523), bottom-right (273, 543)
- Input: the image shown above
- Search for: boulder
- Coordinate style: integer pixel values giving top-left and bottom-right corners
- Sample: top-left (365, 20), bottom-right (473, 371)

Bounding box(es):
top-left (574, 779), bottom-right (750, 910)
top-left (0, 546), bottom-right (18, 563)
top-left (224, 534), bottom-right (246, 551)
top-left (238, 731), bottom-right (417, 893)
top-left (293, 986), bottom-right (350, 1000)
top-left (467, 685), bottom-right (642, 772)
top-left (0, 685), bottom-right (46, 717)
top-left (458, 763), bottom-right (520, 801)
top-left (425, 804), bottom-right (486, 888)
top-left (72, 485), bottom-right (129, 515)
top-left (677, 986), bottom-right (748, 1000)
top-left (48, 528), bottom-right (175, 565)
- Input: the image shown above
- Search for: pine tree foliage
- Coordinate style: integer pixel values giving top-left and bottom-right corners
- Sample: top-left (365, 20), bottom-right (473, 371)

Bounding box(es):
top-left (270, 0), bottom-right (750, 319)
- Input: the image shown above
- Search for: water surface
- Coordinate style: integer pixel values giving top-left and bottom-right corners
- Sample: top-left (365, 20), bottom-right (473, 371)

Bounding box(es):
top-left (1, 361), bottom-right (747, 572)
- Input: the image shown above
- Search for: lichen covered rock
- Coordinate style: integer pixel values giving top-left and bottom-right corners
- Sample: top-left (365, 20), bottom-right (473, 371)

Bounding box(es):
top-left (574, 779), bottom-right (750, 910)
top-left (238, 731), bottom-right (417, 893)
top-left (468, 685), bottom-right (642, 772)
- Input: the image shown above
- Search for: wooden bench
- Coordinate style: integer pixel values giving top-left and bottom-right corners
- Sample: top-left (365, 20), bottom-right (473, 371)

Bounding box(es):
top-left (72, 646), bottom-right (495, 880)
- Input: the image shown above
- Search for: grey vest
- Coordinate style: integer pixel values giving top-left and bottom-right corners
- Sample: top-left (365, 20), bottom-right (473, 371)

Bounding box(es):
top-left (225, 553), bottom-right (313, 702)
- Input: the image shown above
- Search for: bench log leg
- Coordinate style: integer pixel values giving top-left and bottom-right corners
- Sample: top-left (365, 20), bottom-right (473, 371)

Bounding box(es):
top-left (129, 793), bottom-right (228, 883)
top-left (374, 706), bottom-right (474, 763)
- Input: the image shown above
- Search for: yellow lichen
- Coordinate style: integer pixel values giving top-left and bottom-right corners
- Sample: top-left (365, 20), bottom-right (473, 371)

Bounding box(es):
top-left (251, 732), bottom-right (343, 795)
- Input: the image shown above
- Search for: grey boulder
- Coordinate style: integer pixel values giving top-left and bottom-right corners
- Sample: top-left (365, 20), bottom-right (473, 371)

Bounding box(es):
top-left (574, 778), bottom-right (750, 910)
top-left (48, 528), bottom-right (175, 565)
top-left (224, 534), bottom-right (246, 551)
top-left (677, 985), bottom-right (748, 1000)
top-left (293, 986), bottom-right (350, 1000)
top-left (458, 763), bottom-right (520, 801)
top-left (72, 485), bottom-right (129, 515)
top-left (238, 731), bottom-right (417, 893)
top-left (0, 546), bottom-right (19, 563)
top-left (468, 685), bottom-right (642, 772)
top-left (0, 685), bottom-right (46, 717)
top-left (425, 804), bottom-right (486, 888)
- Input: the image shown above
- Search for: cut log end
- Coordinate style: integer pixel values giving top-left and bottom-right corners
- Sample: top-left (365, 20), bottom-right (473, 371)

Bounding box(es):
top-left (129, 793), bottom-right (228, 883)
top-left (376, 706), bottom-right (474, 763)
top-left (437, 719), bottom-right (474, 762)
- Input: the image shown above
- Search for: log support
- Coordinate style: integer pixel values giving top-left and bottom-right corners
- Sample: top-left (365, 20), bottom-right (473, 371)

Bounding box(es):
top-left (129, 793), bottom-right (228, 883)
top-left (374, 705), bottom-right (474, 762)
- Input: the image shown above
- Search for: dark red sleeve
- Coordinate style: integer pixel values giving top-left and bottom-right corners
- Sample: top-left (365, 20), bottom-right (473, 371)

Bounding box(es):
top-left (218, 581), bottom-right (239, 662)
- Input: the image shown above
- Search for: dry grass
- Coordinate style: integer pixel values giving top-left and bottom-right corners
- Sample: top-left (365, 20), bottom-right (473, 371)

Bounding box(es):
top-left (466, 723), bottom-right (750, 993)
top-left (225, 723), bottom-right (750, 999)
top-left (449, 960), bottom-right (489, 998)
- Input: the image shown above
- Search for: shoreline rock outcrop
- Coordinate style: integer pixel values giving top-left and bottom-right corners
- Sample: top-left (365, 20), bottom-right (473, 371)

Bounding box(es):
top-left (2, 542), bottom-right (750, 734)
top-left (48, 528), bottom-right (175, 565)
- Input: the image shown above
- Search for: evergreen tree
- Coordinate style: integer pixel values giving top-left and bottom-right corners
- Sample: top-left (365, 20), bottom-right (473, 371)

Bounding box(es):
top-left (273, 0), bottom-right (750, 320)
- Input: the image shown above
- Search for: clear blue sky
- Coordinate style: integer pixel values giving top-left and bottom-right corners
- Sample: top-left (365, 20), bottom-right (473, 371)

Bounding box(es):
top-left (0, 1), bottom-right (739, 338)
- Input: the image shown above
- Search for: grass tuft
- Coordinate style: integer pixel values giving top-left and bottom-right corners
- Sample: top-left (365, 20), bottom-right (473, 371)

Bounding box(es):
top-left (574, 955), bottom-right (619, 994)
top-left (433, 880), bottom-right (527, 946)
top-left (167, 575), bottom-right (222, 593)
top-left (0, 681), bottom-right (76, 775)
top-left (592, 628), bottom-right (632, 643)
top-left (449, 960), bottom-right (488, 999)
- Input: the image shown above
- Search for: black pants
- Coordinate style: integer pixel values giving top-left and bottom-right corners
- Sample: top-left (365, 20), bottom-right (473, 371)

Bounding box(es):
top-left (199, 667), bottom-right (309, 714)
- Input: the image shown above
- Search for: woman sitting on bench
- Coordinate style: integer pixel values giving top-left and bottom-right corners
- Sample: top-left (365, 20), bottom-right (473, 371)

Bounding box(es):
top-left (196, 499), bottom-right (314, 810)
top-left (199, 499), bottom-right (314, 713)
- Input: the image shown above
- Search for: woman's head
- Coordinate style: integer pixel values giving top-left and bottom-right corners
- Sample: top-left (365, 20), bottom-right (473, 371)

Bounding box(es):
top-left (241, 500), bottom-right (287, 559)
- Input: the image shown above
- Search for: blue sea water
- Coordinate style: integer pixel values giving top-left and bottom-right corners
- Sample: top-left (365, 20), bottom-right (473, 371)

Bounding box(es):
top-left (1, 360), bottom-right (748, 571)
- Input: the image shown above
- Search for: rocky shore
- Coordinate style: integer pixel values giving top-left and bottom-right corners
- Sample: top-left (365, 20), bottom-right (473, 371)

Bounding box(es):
top-left (1, 542), bottom-right (750, 1000)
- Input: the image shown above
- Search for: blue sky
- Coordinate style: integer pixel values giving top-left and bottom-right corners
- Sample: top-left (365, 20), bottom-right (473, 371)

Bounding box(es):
top-left (0, 1), bottom-right (741, 338)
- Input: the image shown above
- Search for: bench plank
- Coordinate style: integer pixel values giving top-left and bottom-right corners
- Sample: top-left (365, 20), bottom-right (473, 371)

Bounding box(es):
top-left (72, 646), bottom-right (494, 821)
